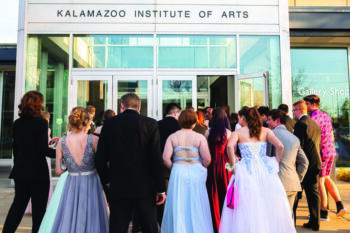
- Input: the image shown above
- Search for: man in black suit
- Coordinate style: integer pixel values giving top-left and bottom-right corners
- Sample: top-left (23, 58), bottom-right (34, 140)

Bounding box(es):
top-left (95, 93), bottom-right (166, 233)
top-left (156, 103), bottom-right (181, 225)
top-left (292, 100), bottom-right (322, 231)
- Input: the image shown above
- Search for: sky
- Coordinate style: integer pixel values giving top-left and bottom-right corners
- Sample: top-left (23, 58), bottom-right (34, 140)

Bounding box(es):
top-left (0, 0), bottom-right (19, 43)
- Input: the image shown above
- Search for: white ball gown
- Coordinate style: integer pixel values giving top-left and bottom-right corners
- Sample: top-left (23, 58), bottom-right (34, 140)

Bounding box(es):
top-left (220, 142), bottom-right (296, 233)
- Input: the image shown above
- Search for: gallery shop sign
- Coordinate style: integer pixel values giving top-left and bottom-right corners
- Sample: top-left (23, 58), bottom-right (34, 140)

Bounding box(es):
top-left (28, 4), bottom-right (279, 25)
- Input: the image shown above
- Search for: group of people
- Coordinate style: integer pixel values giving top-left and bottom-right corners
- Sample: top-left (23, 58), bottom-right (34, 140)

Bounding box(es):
top-left (2, 90), bottom-right (346, 233)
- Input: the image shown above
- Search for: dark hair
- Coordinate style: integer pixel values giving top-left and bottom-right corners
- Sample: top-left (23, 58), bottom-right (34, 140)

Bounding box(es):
top-left (165, 103), bottom-right (181, 115)
top-left (18, 91), bottom-right (44, 118)
top-left (278, 104), bottom-right (289, 114)
top-left (239, 107), bottom-right (262, 140)
top-left (196, 111), bottom-right (207, 128)
top-left (257, 106), bottom-right (270, 117)
top-left (68, 107), bottom-right (91, 131)
top-left (185, 106), bottom-right (195, 111)
top-left (86, 105), bottom-right (96, 114)
top-left (178, 110), bottom-right (198, 129)
top-left (120, 93), bottom-right (141, 109)
top-left (231, 113), bottom-right (239, 123)
top-left (102, 109), bottom-right (115, 121)
top-left (267, 109), bottom-right (286, 124)
top-left (208, 108), bottom-right (230, 145)
top-left (303, 95), bottom-right (320, 107)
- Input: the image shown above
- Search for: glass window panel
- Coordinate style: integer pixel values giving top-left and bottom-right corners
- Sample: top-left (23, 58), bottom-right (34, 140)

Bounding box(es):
top-left (116, 80), bottom-right (148, 116)
top-left (0, 71), bottom-right (15, 159)
top-left (291, 48), bottom-right (350, 167)
top-left (238, 78), bottom-right (265, 109)
top-left (163, 80), bottom-right (192, 111)
top-left (73, 35), bottom-right (153, 68)
top-left (239, 36), bottom-right (281, 108)
top-left (158, 35), bottom-right (236, 68)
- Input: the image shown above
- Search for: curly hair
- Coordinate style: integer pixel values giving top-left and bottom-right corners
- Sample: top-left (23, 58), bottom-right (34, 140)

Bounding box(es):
top-left (68, 107), bottom-right (91, 132)
top-left (18, 91), bottom-right (44, 118)
top-left (238, 107), bottom-right (262, 140)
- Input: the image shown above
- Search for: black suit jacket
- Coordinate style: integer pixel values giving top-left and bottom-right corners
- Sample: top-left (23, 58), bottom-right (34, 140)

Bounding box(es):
top-left (95, 109), bottom-right (166, 199)
top-left (293, 115), bottom-right (322, 184)
top-left (9, 117), bottom-right (56, 180)
top-left (157, 116), bottom-right (180, 153)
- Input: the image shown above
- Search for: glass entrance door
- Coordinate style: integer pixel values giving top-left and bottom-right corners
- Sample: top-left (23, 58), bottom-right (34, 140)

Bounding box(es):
top-left (235, 72), bottom-right (269, 110)
top-left (72, 75), bottom-right (113, 127)
top-left (158, 76), bottom-right (197, 119)
top-left (112, 76), bottom-right (151, 116)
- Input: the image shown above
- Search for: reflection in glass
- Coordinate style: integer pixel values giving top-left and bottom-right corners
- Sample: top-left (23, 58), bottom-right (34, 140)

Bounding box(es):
top-left (239, 36), bottom-right (281, 108)
top-left (26, 35), bottom-right (69, 138)
top-left (291, 48), bottom-right (350, 167)
top-left (77, 80), bottom-right (108, 127)
top-left (163, 80), bottom-right (192, 115)
top-left (239, 78), bottom-right (264, 108)
top-left (117, 80), bottom-right (148, 116)
top-left (158, 35), bottom-right (236, 68)
top-left (73, 35), bottom-right (153, 68)
top-left (0, 71), bottom-right (15, 159)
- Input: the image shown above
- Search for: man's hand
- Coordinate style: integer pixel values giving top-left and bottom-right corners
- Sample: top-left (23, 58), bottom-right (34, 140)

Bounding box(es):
top-left (156, 193), bottom-right (166, 205)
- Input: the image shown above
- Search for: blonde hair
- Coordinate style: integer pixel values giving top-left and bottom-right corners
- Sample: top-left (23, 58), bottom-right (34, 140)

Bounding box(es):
top-left (68, 107), bottom-right (91, 132)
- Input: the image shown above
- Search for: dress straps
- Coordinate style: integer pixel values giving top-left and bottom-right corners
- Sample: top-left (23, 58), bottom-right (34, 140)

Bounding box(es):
top-left (174, 146), bottom-right (199, 153)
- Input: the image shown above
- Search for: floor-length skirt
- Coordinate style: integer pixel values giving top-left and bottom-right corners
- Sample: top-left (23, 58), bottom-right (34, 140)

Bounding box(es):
top-left (161, 163), bottom-right (214, 233)
top-left (220, 157), bottom-right (296, 233)
top-left (38, 171), bottom-right (109, 233)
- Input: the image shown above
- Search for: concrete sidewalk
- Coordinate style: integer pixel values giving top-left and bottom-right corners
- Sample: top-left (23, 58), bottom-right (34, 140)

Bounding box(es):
top-left (0, 180), bottom-right (349, 233)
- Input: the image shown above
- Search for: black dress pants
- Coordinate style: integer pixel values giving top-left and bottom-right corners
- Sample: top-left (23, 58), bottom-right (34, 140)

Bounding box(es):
top-left (294, 174), bottom-right (320, 228)
top-left (109, 197), bottom-right (158, 233)
top-left (3, 179), bottom-right (49, 233)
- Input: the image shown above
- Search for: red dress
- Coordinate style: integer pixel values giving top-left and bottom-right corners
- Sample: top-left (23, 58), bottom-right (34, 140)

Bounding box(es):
top-left (206, 137), bottom-right (232, 233)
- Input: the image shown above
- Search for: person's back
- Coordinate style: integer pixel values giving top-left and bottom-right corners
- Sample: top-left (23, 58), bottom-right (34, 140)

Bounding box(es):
top-left (220, 107), bottom-right (296, 233)
top-left (38, 107), bottom-right (108, 233)
top-left (95, 93), bottom-right (166, 233)
top-left (161, 110), bottom-right (213, 233)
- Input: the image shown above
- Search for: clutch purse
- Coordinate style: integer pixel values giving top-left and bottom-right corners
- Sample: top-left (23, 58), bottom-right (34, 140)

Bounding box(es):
top-left (226, 179), bottom-right (236, 209)
top-left (60, 157), bottom-right (67, 171)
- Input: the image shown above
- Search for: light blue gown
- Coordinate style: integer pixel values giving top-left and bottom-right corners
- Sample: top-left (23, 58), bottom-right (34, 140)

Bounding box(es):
top-left (38, 135), bottom-right (109, 233)
top-left (161, 146), bottom-right (214, 233)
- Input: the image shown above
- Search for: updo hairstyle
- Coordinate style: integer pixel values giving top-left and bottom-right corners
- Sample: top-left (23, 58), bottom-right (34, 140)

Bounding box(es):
top-left (238, 107), bottom-right (262, 140)
top-left (68, 107), bottom-right (91, 132)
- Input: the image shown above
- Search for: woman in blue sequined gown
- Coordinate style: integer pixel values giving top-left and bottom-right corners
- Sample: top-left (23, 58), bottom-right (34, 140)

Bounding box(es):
top-left (220, 107), bottom-right (296, 233)
top-left (161, 110), bottom-right (213, 233)
top-left (39, 107), bottom-right (108, 233)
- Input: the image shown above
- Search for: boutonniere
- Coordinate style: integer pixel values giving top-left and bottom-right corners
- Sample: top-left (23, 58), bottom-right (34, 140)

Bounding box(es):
top-left (225, 162), bottom-right (234, 171)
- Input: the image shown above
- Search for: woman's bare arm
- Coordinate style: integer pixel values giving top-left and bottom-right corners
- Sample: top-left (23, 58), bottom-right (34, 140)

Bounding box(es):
top-left (199, 135), bottom-right (211, 167)
top-left (55, 139), bottom-right (64, 175)
top-left (227, 131), bottom-right (238, 166)
top-left (163, 135), bottom-right (174, 169)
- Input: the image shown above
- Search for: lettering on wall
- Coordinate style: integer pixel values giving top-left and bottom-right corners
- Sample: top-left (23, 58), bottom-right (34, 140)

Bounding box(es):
top-left (298, 87), bottom-right (350, 97)
top-left (56, 9), bottom-right (249, 19)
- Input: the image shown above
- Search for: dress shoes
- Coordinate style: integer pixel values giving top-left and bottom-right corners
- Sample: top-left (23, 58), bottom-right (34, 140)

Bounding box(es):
top-left (303, 222), bottom-right (319, 231)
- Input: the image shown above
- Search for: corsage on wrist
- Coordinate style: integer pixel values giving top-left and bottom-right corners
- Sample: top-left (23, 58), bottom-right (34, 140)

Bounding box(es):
top-left (225, 162), bottom-right (234, 171)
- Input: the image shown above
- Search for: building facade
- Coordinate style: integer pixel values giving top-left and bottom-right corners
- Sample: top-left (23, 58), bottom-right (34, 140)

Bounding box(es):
top-left (0, 0), bottom-right (349, 169)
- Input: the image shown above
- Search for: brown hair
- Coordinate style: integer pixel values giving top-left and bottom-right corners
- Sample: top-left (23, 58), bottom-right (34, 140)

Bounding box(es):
top-left (68, 107), bottom-right (91, 132)
top-left (196, 111), bottom-right (207, 128)
top-left (18, 91), bottom-right (44, 118)
top-left (120, 93), bottom-right (141, 109)
top-left (102, 109), bottom-right (116, 121)
top-left (238, 107), bottom-right (262, 140)
top-left (86, 105), bottom-right (96, 114)
top-left (178, 110), bottom-right (198, 129)
top-left (303, 95), bottom-right (320, 107)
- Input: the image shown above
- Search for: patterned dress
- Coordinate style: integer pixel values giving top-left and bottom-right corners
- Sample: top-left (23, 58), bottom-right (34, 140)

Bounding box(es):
top-left (310, 109), bottom-right (336, 176)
